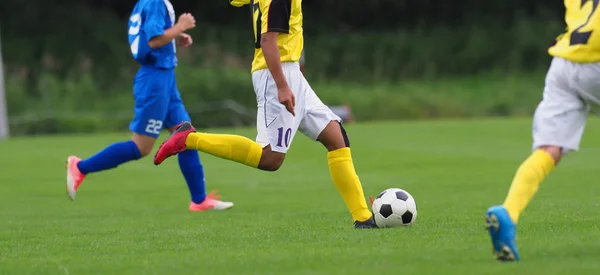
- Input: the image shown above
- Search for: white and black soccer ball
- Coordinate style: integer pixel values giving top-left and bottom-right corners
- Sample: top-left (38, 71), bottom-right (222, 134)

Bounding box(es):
top-left (372, 188), bottom-right (417, 228)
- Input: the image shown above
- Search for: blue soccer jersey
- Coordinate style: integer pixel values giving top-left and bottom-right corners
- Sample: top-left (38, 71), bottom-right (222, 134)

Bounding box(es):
top-left (127, 0), bottom-right (190, 138)
top-left (128, 0), bottom-right (177, 69)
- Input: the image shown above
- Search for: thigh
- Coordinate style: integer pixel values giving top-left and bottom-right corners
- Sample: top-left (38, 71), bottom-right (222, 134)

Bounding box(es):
top-left (299, 79), bottom-right (341, 141)
top-left (129, 72), bottom-right (170, 138)
top-left (533, 58), bottom-right (589, 153)
top-left (165, 86), bottom-right (191, 129)
top-left (253, 71), bottom-right (303, 153)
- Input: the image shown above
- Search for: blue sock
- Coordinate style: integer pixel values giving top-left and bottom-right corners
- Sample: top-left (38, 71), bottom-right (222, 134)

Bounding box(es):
top-left (77, 141), bottom-right (142, 174)
top-left (178, 150), bottom-right (207, 204)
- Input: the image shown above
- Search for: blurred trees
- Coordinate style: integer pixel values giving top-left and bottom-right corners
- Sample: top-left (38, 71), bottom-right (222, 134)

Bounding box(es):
top-left (0, 0), bottom-right (564, 81)
top-left (0, 0), bottom-right (568, 134)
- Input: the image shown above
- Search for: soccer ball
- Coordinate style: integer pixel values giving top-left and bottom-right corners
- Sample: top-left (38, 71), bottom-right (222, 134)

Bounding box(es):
top-left (372, 188), bottom-right (417, 228)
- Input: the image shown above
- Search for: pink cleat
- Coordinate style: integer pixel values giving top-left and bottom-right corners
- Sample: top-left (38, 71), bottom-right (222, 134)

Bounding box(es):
top-left (189, 190), bottom-right (234, 212)
top-left (154, 121), bottom-right (195, 165)
top-left (66, 156), bottom-right (85, 200)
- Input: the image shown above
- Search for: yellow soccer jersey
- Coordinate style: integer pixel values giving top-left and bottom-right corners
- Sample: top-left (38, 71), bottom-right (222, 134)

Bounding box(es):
top-left (549, 0), bottom-right (600, 62)
top-left (248, 0), bottom-right (303, 73)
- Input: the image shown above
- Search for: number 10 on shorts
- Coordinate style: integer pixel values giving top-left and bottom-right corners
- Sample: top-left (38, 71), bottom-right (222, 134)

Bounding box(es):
top-left (277, 127), bottom-right (292, 148)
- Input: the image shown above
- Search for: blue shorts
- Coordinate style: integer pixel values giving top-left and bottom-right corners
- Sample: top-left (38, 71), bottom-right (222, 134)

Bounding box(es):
top-left (129, 67), bottom-right (191, 138)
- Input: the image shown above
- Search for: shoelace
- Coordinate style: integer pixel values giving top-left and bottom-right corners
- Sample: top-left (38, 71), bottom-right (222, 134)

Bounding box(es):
top-left (207, 190), bottom-right (222, 200)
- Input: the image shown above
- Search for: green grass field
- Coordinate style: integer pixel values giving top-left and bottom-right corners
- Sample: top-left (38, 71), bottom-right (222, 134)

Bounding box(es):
top-left (2, 118), bottom-right (600, 274)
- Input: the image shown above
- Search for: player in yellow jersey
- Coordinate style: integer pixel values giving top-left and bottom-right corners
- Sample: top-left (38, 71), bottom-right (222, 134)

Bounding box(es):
top-left (486, 0), bottom-right (600, 261)
top-left (154, 0), bottom-right (377, 229)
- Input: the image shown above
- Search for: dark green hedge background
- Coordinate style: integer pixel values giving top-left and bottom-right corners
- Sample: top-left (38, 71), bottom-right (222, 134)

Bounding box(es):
top-left (0, 0), bottom-right (567, 135)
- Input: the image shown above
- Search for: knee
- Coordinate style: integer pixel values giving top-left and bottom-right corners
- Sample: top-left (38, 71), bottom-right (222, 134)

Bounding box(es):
top-left (136, 144), bottom-right (153, 158)
top-left (538, 145), bottom-right (562, 164)
top-left (260, 161), bottom-right (283, 172)
top-left (318, 121), bottom-right (350, 151)
top-left (258, 149), bottom-right (285, 171)
top-left (132, 134), bottom-right (156, 158)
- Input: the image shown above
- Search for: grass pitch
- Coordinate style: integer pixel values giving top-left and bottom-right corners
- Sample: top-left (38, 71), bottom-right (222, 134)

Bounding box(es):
top-left (1, 118), bottom-right (600, 274)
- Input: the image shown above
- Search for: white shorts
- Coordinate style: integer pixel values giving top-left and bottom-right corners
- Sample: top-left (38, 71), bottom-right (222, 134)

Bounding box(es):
top-left (253, 62), bottom-right (341, 153)
top-left (533, 57), bottom-right (600, 152)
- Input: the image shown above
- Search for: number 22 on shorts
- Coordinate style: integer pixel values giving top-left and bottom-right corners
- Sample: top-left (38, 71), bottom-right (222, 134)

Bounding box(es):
top-left (145, 119), bottom-right (163, 135)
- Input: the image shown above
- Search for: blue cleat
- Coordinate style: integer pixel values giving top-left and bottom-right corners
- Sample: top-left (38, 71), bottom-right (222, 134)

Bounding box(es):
top-left (485, 205), bottom-right (520, 261)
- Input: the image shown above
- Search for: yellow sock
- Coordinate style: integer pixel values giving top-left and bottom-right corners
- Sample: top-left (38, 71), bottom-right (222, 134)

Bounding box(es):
top-left (327, 147), bottom-right (372, 222)
top-left (185, 132), bottom-right (262, 168)
top-left (503, 149), bottom-right (556, 224)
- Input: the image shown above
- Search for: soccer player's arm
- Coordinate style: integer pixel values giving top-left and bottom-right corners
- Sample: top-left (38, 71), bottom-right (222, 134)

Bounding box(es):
top-left (144, 1), bottom-right (185, 49)
top-left (260, 0), bottom-right (291, 90)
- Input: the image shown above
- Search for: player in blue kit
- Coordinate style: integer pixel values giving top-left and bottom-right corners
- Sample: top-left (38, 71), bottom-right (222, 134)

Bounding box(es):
top-left (65, 0), bottom-right (233, 212)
